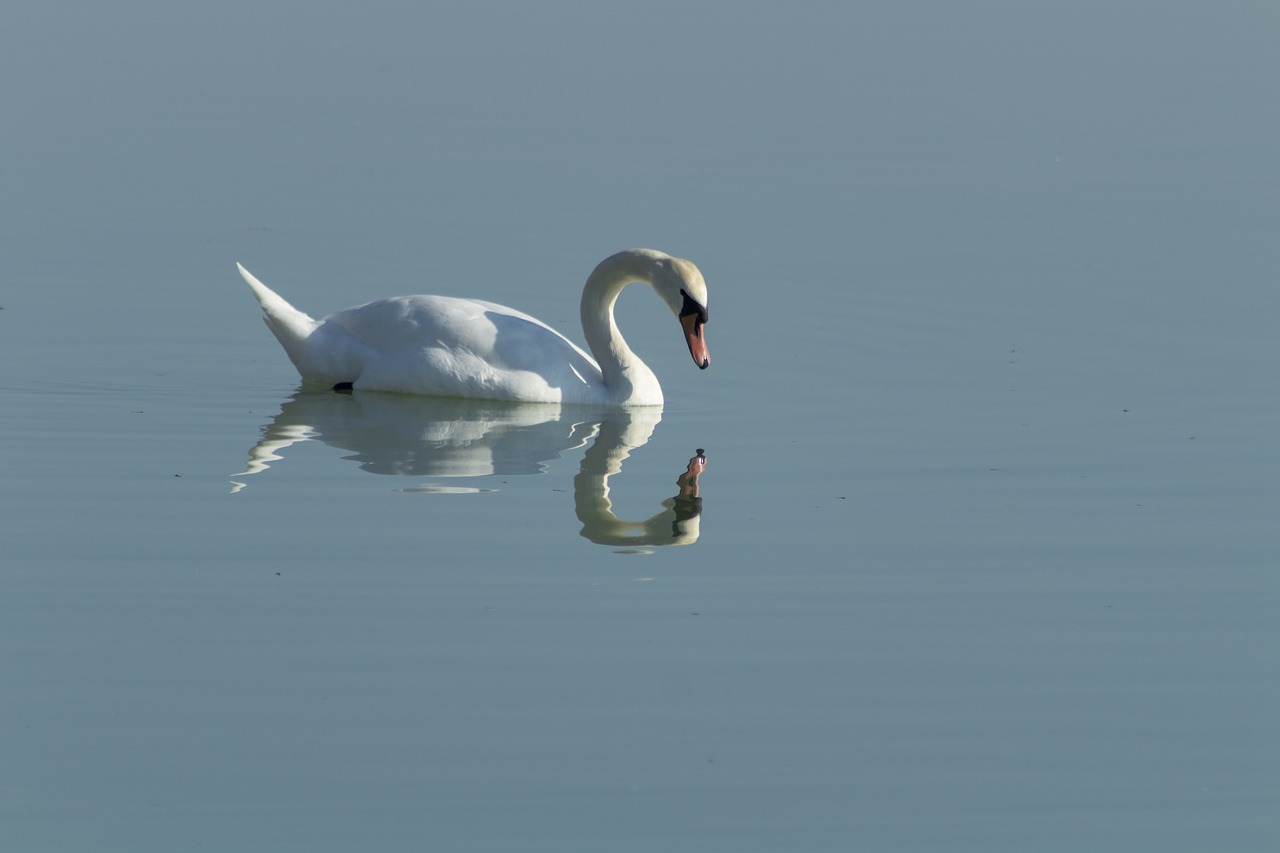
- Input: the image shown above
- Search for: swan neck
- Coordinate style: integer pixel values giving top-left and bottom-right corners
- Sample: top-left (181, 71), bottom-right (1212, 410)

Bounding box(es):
top-left (580, 253), bottom-right (660, 402)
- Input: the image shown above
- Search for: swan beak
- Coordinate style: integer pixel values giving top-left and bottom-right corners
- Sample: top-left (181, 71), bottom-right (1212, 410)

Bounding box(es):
top-left (680, 313), bottom-right (710, 369)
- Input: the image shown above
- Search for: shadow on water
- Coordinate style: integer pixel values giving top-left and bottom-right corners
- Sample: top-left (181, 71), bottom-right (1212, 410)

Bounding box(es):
top-left (231, 389), bottom-right (706, 547)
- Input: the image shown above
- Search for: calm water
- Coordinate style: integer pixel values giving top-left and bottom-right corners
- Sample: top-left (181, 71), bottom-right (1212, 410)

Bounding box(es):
top-left (3, 3), bottom-right (1278, 851)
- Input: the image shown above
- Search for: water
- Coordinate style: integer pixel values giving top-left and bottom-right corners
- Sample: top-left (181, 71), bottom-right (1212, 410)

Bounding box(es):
top-left (3, 2), bottom-right (1278, 850)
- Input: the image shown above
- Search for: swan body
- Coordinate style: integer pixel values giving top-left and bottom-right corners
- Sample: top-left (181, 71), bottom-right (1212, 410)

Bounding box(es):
top-left (237, 249), bottom-right (709, 405)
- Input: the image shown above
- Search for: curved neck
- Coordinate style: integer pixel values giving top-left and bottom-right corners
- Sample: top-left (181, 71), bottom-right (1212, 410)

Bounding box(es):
top-left (573, 410), bottom-right (701, 545)
top-left (580, 252), bottom-right (662, 404)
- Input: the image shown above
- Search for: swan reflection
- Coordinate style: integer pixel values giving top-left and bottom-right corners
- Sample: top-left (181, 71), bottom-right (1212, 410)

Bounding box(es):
top-left (232, 390), bottom-right (706, 546)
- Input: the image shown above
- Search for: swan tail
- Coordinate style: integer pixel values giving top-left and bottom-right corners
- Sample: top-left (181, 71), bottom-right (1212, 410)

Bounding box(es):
top-left (237, 262), bottom-right (318, 342)
top-left (238, 262), bottom-right (360, 383)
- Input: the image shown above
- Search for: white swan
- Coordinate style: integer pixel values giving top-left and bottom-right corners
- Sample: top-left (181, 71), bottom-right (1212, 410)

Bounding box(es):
top-left (237, 248), bottom-right (710, 406)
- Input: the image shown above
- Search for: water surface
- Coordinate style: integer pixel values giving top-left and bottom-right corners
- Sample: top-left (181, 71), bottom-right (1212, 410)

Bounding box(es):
top-left (3, 2), bottom-right (1278, 851)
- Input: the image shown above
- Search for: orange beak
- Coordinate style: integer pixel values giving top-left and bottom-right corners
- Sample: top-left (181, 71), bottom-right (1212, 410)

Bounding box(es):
top-left (680, 313), bottom-right (710, 369)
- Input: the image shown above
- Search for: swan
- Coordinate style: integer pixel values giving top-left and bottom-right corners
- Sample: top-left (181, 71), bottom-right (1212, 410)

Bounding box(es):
top-left (237, 248), bottom-right (710, 406)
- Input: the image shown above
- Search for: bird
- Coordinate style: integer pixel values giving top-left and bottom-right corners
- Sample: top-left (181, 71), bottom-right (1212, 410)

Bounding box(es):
top-left (237, 248), bottom-right (709, 406)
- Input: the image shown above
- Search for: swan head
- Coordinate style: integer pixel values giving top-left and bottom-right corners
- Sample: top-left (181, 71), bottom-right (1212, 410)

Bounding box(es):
top-left (645, 252), bottom-right (710, 370)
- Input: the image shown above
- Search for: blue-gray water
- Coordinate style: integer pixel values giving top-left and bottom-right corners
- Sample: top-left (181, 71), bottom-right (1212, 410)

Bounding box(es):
top-left (3, 3), bottom-right (1278, 851)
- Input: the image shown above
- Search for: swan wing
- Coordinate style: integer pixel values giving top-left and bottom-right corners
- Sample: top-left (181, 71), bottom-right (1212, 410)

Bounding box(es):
top-left (325, 296), bottom-right (604, 401)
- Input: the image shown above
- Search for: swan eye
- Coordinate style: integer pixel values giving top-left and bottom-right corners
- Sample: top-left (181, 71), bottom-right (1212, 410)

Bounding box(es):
top-left (679, 289), bottom-right (708, 326)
